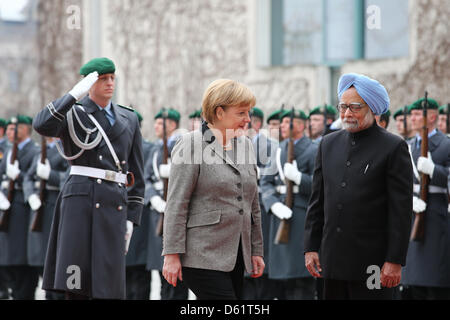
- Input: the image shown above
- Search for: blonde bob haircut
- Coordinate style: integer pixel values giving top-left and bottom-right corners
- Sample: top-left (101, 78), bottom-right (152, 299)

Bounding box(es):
top-left (202, 79), bottom-right (256, 124)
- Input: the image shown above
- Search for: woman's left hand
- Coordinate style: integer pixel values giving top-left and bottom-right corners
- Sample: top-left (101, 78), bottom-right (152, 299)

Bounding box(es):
top-left (250, 256), bottom-right (265, 278)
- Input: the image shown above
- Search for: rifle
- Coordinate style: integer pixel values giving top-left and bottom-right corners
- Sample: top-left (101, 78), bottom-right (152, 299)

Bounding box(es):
top-left (446, 103), bottom-right (449, 135)
top-left (279, 104), bottom-right (285, 142)
top-left (410, 92), bottom-right (429, 242)
top-left (275, 107), bottom-right (295, 244)
top-left (323, 103), bottom-right (328, 136)
top-left (0, 117), bottom-right (19, 231)
top-left (155, 109), bottom-right (169, 236)
top-left (30, 136), bottom-right (47, 232)
top-left (403, 105), bottom-right (409, 139)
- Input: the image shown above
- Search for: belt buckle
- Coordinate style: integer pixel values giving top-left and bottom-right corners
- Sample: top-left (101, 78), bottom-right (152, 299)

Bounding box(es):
top-left (104, 170), bottom-right (116, 182)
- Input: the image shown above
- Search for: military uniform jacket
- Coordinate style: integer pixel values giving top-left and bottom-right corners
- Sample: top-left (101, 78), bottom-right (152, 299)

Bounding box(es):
top-left (0, 139), bottom-right (40, 265)
top-left (304, 122), bottom-right (413, 281)
top-left (33, 94), bottom-right (144, 299)
top-left (23, 144), bottom-right (69, 266)
top-left (402, 130), bottom-right (450, 287)
top-left (126, 139), bottom-right (153, 267)
top-left (259, 136), bottom-right (317, 279)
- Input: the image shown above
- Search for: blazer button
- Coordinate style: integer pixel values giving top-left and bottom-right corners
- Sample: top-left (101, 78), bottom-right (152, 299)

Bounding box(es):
top-left (99, 155), bottom-right (103, 160)
top-left (239, 209), bottom-right (244, 215)
top-left (237, 183), bottom-right (242, 188)
top-left (96, 203), bottom-right (100, 209)
top-left (351, 141), bottom-right (356, 146)
top-left (237, 196), bottom-right (243, 201)
top-left (346, 161), bottom-right (351, 167)
top-left (341, 182), bottom-right (346, 187)
top-left (118, 206), bottom-right (123, 211)
top-left (97, 179), bottom-right (102, 184)
top-left (337, 204), bottom-right (343, 210)
top-left (336, 227), bottom-right (342, 233)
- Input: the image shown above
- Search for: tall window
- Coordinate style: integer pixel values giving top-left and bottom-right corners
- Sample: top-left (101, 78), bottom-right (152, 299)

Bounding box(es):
top-left (260, 0), bottom-right (409, 66)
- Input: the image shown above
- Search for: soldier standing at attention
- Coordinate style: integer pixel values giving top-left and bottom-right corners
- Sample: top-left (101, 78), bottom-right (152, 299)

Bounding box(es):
top-left (23, 136), bottom-right (68, 300)
top-left (0, 115), bottom-right (40, 299)
top-left (33, 57), bottom-right (145, 300)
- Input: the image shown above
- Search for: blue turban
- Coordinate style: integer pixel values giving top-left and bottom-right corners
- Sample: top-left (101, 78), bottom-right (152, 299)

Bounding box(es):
top-left (337, 73), bottom-right (390, 115)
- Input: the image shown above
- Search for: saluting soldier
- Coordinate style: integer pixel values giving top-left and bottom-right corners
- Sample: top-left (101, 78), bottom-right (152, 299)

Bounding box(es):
top-left (260, 109), bottom-right (318, 300)
top-left (23, 137), bottom-right (68, 300)
top-left (308, 105), bottom-right (337, 143)
top-left (144, 108), bottom-right (188, 300)
top-left (402, 97), bottom-right (450, 300)
top-left (0, 115), bottom-right (40, 299)
top-left (33, 57), bottom-right (145, 300)
top-left (125, 110), bottom-right (153, 300)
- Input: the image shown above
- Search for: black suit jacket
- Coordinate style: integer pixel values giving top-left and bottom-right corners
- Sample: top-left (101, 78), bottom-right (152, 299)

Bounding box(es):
top-left (304, 122), bottom-right (413, 281)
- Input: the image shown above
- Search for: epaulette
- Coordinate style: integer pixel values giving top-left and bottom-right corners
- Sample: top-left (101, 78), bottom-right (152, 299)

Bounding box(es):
top-left (117, 104), bottom-right (134, 112)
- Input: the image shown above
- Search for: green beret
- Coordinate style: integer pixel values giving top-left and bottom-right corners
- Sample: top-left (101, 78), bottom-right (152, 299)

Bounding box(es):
top-left (409, 97), bottom-right (440, 111)
top-left (7, 115), bottom-right (32, 126)
top-left (133, 110), bottom-right (143, 122)
top-left (281, 109), bottom-right (308, 121)
top-left (251, 107), bottom-right (264, 120)
top-left (155, 108), bottom-right (181, 123)
top-left (80, 57), bottom-right (116, 76)
top-left (0, 118), bottom-right (7, 128)
top-left (393, 106), bottom-right (411, 119)
top-left (439, 104), bottom-right (449, 115)
top-left (189, 109), bottom-right (202, 119)
top-left (309, 105), bottom-right (337, 118)
top-left (266, 109), bottom-right (283, 124)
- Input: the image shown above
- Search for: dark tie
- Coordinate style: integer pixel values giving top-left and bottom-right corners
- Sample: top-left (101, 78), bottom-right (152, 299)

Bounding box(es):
top-left (95, 109), bottom-right (112, 131)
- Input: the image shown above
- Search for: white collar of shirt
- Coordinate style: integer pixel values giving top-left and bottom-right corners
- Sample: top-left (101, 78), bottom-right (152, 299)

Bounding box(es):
top-left (18, 137), bottom-right (31, 150)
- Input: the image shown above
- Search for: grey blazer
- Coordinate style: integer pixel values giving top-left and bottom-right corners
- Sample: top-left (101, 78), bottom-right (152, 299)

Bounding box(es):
top-left (162, 126), bottom-right (264, 274)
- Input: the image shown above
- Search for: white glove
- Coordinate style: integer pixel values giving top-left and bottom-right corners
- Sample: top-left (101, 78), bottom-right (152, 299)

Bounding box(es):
top-left (159, 163), bottom-right (171, 179)
top-left (36, 159), bottom-right (51, 180)
top-left (270, 202), bottom-right (292, 220)
top-left (150, 195), bottom-right (166, 214)
top-left (283, 160), bottom-right (302, 185)
top-left (28, 194), bottom-right (42, 211)
top-left (417, 152), bottom-right (435, 178)
top-left (125, 220), bottom-right (133, 254)
top-left (413, 196), bottom-right (427, 213)
top-left (448, 203), bottom-right (450, 213)
top-left (256, 166), bottom-right (260, 180)
top-left (0, 192), bottom-right (10, 211)
top-left (6, 160), bottom-right (20, 181)
top-left (1, 180), bottom-right (9, 190)
top-left (69, 71), bottom-right (99, 100)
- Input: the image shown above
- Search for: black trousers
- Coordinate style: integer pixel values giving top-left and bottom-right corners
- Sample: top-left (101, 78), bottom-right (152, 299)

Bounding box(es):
top-left (242, 275), bottom-right (284, 300)
top-left (404, 285), bottom-right (450, 300)
top-left (323, 278), bottom-right (394, 300)
top-left (182, 245), bottom-right (245, 300)
top-left (160, 271), bottom-right (189, 300)
top-left (3, 266), bottom-right (39, 300)
top-left (126, 265), bottom-right (151, 300)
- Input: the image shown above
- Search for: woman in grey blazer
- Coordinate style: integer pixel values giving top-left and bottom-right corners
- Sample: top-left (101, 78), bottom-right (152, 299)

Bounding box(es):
top-left (162, 79), bottom-right (265, 300)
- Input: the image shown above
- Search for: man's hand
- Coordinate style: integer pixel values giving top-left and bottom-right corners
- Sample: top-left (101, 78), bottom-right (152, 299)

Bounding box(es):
top-left (305, 251), bottom-right (322, 278)
top-left (283, 160), bottom-right (302, 185)
top-left (270, 202), bottom-right (292, 220)
top-left (251, 256), bottom-right (265, 278)
top-left (150, 195), bottom-right (166, 213)
top-left (125, 220), bottom-right (133, 254)
top-left (162, 254), bottom-right (182, 287)
top-left (417, 152), bottom-right (435, 178)
top-left (6, 160), bottom-right (20, 181)
top-left (69, 71), bottom-right (99, 100)
top-left (380, 262), bottom-right (402, 288)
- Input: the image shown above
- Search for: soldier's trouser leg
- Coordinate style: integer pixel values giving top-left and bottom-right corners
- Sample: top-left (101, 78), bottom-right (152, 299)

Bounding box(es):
top-left (7, 266), bottom-right (39, 300)
top-left (323, 278), bottom-right (394, 300)
top-left (126, 265), bottom-right (151, 300)
top-left (283, 277), bottom-right (316, 300)
top-left (408, 286), bottom-right (450, 300)
top-left (0, 267), bottom-right (10, 299)
top-left (256, 275), bottom-right (285, 300)
top-left (65, 292), bottom-right (89, 300)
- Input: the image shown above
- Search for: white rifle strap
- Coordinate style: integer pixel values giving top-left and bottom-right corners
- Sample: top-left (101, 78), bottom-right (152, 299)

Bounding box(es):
top-left (152, 150), bottom-right (160, 180)
top-left (276, 147), bottom-right (285, 184)
top-left (86, 113), bottom-right (122, 172)
top-left (408, 144), bottom-right (420, 181)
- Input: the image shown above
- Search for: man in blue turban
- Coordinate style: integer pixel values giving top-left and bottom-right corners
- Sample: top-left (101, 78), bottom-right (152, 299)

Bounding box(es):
top-left (304, 73), bottom-right (413, 299)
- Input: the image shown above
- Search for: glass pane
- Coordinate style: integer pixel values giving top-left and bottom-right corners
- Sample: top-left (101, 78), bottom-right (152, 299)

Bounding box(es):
top-left (325, 0), bottom-right (355, 62)
top-left (283, 0), bottom-right (323, 65)
top-left (365, 0), bottom-right (409, 59)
